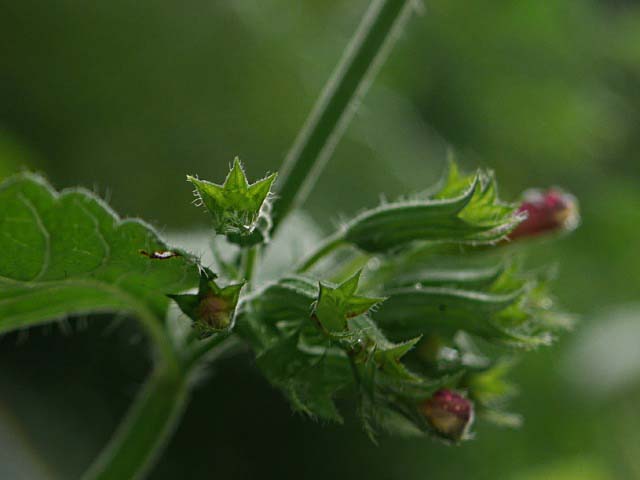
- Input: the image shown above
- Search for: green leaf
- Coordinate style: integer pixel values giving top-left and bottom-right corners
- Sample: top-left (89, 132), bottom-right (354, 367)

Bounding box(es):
top-left (235, 277), bottom-right (352, 421)
top-left (239, 267), bottom-right (552, 439)
top-left (256, 333), bottom-right (351, 422)
top-left (235, 275), bottom-right (317, 350)
top-left (238, 276), bottom-right (431, 428)
top-left (187, 157), bottom-right (277, 246)
top-left (343, 163), bottom-right (523, 253)
top-left (169, 270), bottom-right (244, 338)
top-left (0, 173), bottom-right (199, 335)
top-left (312, 270), bottom-right (386, 333)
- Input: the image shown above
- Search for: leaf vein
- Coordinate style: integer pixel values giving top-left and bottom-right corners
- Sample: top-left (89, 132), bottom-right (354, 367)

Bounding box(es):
top-left (18, 193), bottom-right (51, 281)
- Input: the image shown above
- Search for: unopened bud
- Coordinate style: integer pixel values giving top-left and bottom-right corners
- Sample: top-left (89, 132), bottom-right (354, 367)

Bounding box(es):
top-left (169, 274), bottom-right (244, 338)
top-left (509, 188), bottom-right (578, 240)
top-left (420, 389), bottom-right (474, 441)
top-left (195, 291), bottom-right (235, 330)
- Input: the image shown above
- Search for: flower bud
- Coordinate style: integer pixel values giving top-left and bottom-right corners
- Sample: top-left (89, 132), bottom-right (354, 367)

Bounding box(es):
top-left (509, 188), bottom-right (578, 240)
top-left (169, 273), bottom-right (244, 338)
top-left (194, 290), bottom-right (236, 330)
top-left (420, 389), bottom-right (474, 441)
top-left (187, 157), bottom-right (277, 246)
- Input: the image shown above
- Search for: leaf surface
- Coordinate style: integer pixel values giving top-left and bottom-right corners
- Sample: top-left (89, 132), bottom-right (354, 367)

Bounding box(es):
top-left (0, 174), bottom-right (199, 334)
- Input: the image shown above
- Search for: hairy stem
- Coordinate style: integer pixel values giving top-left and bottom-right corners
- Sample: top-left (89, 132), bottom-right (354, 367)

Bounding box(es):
top-left (82, 364), bottom-right (190, 480)
top-left (272, 0), bottom-right (417, 232)
top-left (83, 332), bottom-right (245, 480)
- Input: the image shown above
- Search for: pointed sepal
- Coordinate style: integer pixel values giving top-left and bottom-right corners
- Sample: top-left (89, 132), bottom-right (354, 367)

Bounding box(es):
top-left (187, 157), bottom-right (277, 246)
top-left (374, 336), bottom-right (422, 381)
top-left (343, 159), bottom-right (523, 252)
top-left (311, 270), bottom-right (386, 333)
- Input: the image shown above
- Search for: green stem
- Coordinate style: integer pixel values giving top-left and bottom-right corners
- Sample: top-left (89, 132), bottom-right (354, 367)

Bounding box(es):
top-left (295, 232), bottom-right (347, 273)
top-left (82, 364), bottom-right (190, 480)
top-left (272, 0), bottom-right (416, 232)
top-left (81, 304), bottom-right (187, 480)
top-left (83, 334), bottom-right (244, 480)
top-left (241, 246), bottom-right (258, 288)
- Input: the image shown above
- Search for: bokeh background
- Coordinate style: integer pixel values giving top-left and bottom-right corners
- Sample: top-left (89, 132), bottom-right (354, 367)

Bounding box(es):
top-left (2, 0), bottom-right (640, 478)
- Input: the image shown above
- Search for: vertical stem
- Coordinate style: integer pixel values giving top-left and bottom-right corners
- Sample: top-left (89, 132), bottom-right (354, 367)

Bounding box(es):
top-left (82, 334), bottom-right (244, 480)
top-left (241, 246), bottom-right (258, 289)
top-left (272, 0), bottom-right (416, 232)
top-left (82, 365), bottom-right (190, 480)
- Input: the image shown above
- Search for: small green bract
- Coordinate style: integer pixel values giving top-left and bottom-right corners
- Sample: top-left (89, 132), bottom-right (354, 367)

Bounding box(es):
top-left (312, 270), bottom-right (386, 333)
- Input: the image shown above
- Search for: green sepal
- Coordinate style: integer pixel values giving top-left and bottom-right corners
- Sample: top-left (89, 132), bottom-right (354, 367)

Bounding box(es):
top-left (169, 270), bottom-right (244, 338)
top-left (311, 270), bottom-right (386, 333)
top-left (375, 338), bottom-right (422, 380)
top-left (431, 155), bottom-right (470, 199)
top-left (187, 157), bottom-right (277, 246)
top-left (343, 160), bottom-right (523, 253)
top-left (348, 315), bottom-right (422, 381)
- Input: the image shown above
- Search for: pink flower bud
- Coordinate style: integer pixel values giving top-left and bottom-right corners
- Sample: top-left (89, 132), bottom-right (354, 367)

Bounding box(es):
top-left (509, 188), bottom-right (578, 240)
top-left (420, 389), bottom-right (474, 441)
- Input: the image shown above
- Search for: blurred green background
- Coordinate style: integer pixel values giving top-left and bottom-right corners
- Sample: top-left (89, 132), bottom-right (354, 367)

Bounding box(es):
top-left (2, 0), bottom-right (640, 478)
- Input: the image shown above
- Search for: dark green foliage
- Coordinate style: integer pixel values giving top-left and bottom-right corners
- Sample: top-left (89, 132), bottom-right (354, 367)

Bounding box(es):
top-left (233, 162), bottom-right (573, 439)
top-left (0, 0), bottom-right (598, 476)
top-left (0, 160), bottom-right (573, 444)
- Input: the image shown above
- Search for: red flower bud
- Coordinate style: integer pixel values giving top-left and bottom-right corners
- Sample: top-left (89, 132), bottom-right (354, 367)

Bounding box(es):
top-left (420, 389), bottom-right (474, 441)
top-left (509, 188), bottom-right (578, 240)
